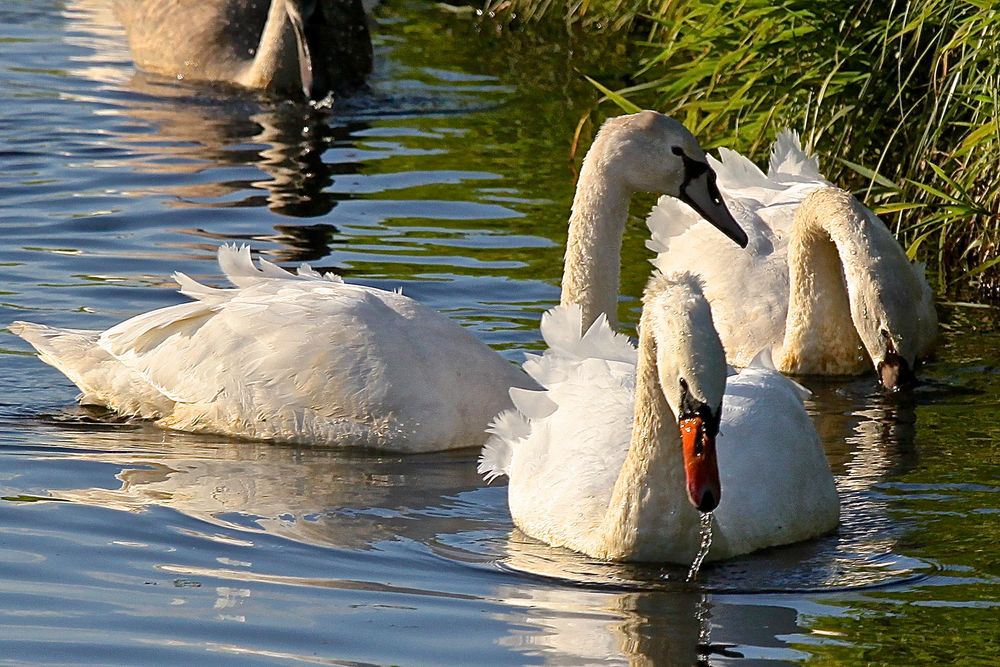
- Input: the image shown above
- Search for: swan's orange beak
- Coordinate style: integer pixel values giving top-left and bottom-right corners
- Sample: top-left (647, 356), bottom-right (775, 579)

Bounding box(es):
top-left (679, 415), bottom-right (721, 512)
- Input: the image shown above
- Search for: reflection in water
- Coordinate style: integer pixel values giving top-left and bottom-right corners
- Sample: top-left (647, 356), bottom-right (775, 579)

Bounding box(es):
top-left (119, 95), bottom-right (368, 222)
top-left (61, 0), bottom-right (370, 261)
top-left (41, 415), bottom-right (487, 552)
top-left (492, 535), bottom-right (831, 664)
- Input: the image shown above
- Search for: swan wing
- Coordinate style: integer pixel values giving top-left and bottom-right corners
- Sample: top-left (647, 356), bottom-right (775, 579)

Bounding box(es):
top-left (710, 366), bottom-right (839, 557)
top-left (521, 304), bottom-right (636, 388)
top-left (768, 129), bottom-right (825, 182)
top-left (482, 308), bottom-right (636, 550)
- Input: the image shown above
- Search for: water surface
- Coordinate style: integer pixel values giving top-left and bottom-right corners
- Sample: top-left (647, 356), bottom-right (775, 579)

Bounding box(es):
top-left (1, 1), bottom-right (998, 664)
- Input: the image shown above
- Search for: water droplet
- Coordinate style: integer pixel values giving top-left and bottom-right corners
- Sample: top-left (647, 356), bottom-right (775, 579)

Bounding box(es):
top-left (686, 511), bottom-right (713, 582)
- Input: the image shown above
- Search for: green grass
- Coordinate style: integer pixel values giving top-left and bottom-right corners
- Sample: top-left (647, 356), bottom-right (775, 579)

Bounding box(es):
top-left (485, 0), bottom-right (1000, 298)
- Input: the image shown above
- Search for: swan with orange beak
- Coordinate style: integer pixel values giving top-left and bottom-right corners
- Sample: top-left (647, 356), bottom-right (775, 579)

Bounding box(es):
top-left (481, 273), bottom-right (839, 563)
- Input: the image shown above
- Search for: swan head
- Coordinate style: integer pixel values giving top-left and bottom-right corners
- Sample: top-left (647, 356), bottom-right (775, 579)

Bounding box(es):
top-left (643, 273), bottom-right (727, 512)
top-left (854, 265), bottom-right (934, 391)
top-left (596, 111), bottom-right (748, 248)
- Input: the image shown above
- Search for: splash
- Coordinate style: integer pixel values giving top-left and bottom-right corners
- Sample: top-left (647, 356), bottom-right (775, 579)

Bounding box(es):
top-left (686, 511), bottom-right (714, 582)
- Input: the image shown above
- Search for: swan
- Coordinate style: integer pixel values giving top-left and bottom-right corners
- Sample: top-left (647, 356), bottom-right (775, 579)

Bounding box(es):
top-left (479, 272), bottom-right (839, 563)
top-left (114, 0), bottom-right (373, 99)
top-left (11, 111), bottom-right (744, 452)
top-left (647, 131), bottom-right (936, 389)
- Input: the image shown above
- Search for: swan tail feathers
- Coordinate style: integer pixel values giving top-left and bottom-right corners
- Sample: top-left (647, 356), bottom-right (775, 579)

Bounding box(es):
top-left (768, 130), bottom-right (823, 180)
top-left (480, 409), bottom-right (528, 482)
top-left (10, 321), bottom-right (167, 414)
top-left (10, 322), bottom-right (101, 380)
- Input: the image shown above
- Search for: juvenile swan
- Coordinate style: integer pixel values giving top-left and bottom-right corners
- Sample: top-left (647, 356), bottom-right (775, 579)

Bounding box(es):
top-left (12, 111), bottom-right (743, 452)
top-left (648, 132), bottom-right (936, 389)
top-left (480, 273), bottom-right (839, 563)
top-left (114, 0), bottom-right (373, 98)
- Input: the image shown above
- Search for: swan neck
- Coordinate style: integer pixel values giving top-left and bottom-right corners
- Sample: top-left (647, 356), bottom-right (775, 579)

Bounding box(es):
top-left (595, 328), bottom-right (694, 561)
top-left (241, 0), bottom-right (297, 89)
top-left (781, 188), bottom-right (866, 374)
top-left (560, 147), bottom-right (631, 332)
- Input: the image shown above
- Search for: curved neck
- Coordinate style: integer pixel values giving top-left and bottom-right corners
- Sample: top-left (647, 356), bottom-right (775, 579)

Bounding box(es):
top-left (559, 141), bottom-right (632, 333)
top-left (240, 0), bottom-right (297, 89)
top-left (593, 327), bottom-right (699, 562)
top-left (780, 189), bottom-right (867, 375)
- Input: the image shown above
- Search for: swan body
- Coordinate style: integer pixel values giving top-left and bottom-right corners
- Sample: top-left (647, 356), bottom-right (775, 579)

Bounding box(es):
top-left (647, 132), bottom-right (936, 387)
top-left (12, 245), bottom-right (535, 452)
top-left (481, 273), bottom-right (839, 564)
top-left (114, 0), bottom-right (372, 99)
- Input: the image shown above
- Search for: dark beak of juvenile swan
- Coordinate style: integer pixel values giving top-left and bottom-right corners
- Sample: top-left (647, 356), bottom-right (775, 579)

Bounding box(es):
top-left (285, 0), bottom-right (328, 100)
top-left (877, 331), bottom-right (916, 391)
top-left (677, 153), bottom-right (748, 249)
top-left (878, 351), bottom-right (916, 391)
top-left (679, 411), bottom-right (721, 513)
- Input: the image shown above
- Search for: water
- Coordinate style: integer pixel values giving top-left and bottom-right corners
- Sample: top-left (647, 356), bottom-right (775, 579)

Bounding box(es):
top-left (687, 512), bottom-right (715, 583)
top-left (2, 1), bottom-right (998, 664)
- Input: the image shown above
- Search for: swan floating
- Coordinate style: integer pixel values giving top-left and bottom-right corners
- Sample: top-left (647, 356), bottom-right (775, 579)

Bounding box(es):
top-left (12, 111), bottom-right (744, 451)
top-left (480, 273), bottom-right (840, 563)
top-left (13, 245), bottom-right (538, 451)
top-left (647, 132), bottom-right (936, 389)
top-left (114, 0), bottom-right (373, 99)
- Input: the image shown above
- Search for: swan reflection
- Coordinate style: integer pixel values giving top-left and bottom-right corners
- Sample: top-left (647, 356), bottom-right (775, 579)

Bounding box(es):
top-left (43, 418), bottom-right (488, 552)
top-left (491, 535), bottom-right (831, 664)
top-left (61, 0), bottom-right (369, 261)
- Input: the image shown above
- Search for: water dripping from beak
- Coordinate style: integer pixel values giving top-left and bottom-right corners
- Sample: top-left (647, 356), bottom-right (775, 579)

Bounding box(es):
top-left (686, 511), bottom-right (714, 582)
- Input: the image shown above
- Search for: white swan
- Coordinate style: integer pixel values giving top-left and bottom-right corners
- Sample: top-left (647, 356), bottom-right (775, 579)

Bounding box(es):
top-left (114, 0), bottom-right (372, 99)
top-left (480, 273), bottom-right (839, 563)
top-left (12, 245), bottom-right (538, 451)
top-left (11, 111), bottom-right (745, 452)
top-left (647, 131), bottom-right (936, 389)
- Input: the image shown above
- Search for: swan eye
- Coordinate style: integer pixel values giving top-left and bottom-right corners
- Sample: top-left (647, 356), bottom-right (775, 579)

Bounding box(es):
top-left (671, 146), bottom-right (684, 157)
